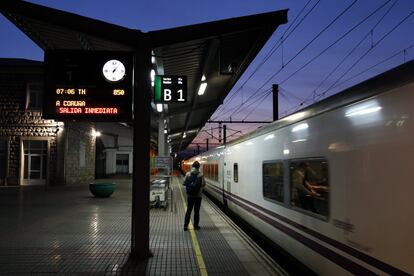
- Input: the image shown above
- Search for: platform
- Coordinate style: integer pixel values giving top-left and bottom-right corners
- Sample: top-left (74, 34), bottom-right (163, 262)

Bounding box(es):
top-left (0, 176), bottom-right (287, 275)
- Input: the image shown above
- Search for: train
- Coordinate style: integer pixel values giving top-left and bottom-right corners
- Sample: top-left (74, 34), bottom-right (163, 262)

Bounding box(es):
top-left (182, 60), bottom-right (414, 275)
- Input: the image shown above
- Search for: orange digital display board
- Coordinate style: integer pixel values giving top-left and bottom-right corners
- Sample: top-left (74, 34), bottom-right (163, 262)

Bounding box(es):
top-left (44, 50), bottom-right (133, 121)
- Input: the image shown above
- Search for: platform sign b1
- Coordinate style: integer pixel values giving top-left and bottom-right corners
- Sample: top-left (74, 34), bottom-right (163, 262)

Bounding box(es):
top-left (154, 75), bottom-right (187, 103)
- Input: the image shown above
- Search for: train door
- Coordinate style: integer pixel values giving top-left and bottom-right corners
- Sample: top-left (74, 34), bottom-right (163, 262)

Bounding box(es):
top-left (223, 157), bottom-right (233, 207)
top-left (221, 160), bottom-right (227, 206)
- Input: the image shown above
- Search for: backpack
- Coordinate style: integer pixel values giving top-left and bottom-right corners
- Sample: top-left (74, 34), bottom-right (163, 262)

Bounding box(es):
top-left (186, 173), bottom-right (201, 196)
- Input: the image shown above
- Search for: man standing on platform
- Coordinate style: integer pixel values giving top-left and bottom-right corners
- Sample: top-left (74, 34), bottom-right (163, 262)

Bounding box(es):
top-left (183, 161), bottom-right (205, 231)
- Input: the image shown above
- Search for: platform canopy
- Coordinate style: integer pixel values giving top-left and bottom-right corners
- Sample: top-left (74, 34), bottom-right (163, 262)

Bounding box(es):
top-left (0, 1), bottom-right (287, 152)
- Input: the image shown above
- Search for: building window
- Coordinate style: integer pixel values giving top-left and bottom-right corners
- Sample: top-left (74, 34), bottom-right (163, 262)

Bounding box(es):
top-left (263, 161), bottom-right (284, 203)
top-left (116, 153), bottom-right (129, 174)
top-left (290, 159), bottom-right (329, 218)
top-left (26, 82), bottom-right (43, 110)
top-left (233, 163), bottom-right (238, 183)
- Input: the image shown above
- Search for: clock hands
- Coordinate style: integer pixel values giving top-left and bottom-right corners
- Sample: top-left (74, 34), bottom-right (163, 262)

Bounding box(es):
top-left (103, 60), bottom-right (125, 82)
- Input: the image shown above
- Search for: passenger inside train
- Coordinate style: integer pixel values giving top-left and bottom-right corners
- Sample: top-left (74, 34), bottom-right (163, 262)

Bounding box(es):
top-left (291, 161), bottom-right (329, 216)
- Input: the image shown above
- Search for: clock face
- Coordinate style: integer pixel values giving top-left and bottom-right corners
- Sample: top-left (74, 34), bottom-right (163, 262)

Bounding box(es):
top-left (102, 59), bottom-right (126, 82)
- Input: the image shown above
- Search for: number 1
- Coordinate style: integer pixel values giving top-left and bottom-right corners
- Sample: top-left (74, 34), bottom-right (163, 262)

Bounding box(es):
top-left (177, 89), bottom-right (185, 102)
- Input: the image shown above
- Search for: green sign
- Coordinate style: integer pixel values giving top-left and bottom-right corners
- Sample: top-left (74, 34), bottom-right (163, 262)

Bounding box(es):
top-left (154, 75), bottom-right (187, 103)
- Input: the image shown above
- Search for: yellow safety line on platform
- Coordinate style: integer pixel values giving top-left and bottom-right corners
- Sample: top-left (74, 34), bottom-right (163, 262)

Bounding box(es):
top-left (175, 177), bottom-right (208, 276)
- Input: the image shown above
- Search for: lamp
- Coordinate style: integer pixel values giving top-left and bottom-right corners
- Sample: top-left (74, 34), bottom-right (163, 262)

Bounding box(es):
top-left (92, 130), bottom-right (101, 137)
top-left (156, 104), bottom-right (163, 112)
top-left (198, 82), bottom-right (207, 95)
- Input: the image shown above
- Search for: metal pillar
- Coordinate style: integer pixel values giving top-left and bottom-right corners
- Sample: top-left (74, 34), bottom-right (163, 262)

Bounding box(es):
top-left (272, 84), bottom-right (279, 121)
top-left (218, 122), bottom-right (222, 143)
top-left (223, 124), bottom-right (227, 145)
top-left (206, 138), bottom-right (209, 151)
top-left (158, 114), bottom-right (165, 156)
top-left (131, 34), bottom-right (151, 259)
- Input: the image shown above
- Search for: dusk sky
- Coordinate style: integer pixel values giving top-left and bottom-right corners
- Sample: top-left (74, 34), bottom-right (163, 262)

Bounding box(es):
top-left (1, 0), bottom-right (413, 150)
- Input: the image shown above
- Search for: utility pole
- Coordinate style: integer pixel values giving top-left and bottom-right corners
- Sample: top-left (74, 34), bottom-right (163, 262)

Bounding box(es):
top-left (223, 124), bottom-right (227, 145)
top-left (218, 122), bottom-right (222, 143)
top-left (272, 84), bottom-right (279, 121)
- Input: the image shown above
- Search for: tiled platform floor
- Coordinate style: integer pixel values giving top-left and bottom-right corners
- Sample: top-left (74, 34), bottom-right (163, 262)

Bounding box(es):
top-left (0, 177), bottom-right (286, 275)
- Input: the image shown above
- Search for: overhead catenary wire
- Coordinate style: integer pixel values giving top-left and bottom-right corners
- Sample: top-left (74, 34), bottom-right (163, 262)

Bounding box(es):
top-left (261, 0), bottom-right (322, 66)
top-left (279, 44), bottom-right (414, 117)
top-left (225, 0), bottom-right (358, 121)
top-left (213, 0), bottom-right (319, 116)
top-left (247, 0), bottom-right (359, 102)
top-left (278, 0), bottom-right (394, 86)
top-left (314, 9), bottom-right (414, 101)
top-left (307, 0), bottom-right (399, 102)
top-left (279, 91), bottom-right (293, 105)
top-left (275, 1), bottom-right (411, 116)
top-left (242, 90), bottom-right (273, 121)
top-left (197, 1), bottom-right (413, 147)
top-left (223, 0), bottom-right (359, 120)
top-left (214, 88), bottom-right (271, 120)
top-left (321, 44), bottom-right (414, 97)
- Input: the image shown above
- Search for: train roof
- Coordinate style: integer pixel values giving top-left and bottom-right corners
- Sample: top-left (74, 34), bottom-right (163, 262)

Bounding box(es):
top-left (223, 60), bottom-right (414, 148)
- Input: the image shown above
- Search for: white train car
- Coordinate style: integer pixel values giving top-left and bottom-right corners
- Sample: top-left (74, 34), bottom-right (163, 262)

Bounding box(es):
top-left (183, 61), bottom-right (414, 275)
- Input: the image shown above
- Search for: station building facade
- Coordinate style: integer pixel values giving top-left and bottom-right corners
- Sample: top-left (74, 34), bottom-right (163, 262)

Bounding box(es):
top-left (95, 122), bottom-right (159, 178)
top-left (0, 58), bottom-right (96, 186)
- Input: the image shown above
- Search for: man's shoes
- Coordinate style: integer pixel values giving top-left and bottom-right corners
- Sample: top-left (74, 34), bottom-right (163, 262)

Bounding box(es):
top-left (194, 226), bottom-right (201, 230)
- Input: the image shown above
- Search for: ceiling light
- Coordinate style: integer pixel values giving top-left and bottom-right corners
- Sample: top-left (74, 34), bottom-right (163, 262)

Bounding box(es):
top-left (201, 75), bottom-right (206, 81)
top-left (151, 51), bottom-right (156, 64)
top-left (156, 103), bottom-right (163, 112)
top-left (198, 82), bottom-right (207, 95)
top-left (92, 130), bottom-right (101, 137)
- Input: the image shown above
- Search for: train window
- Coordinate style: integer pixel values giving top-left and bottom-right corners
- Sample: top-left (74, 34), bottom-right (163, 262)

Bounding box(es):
top-left (214, 163), bottom-right (219, 181)
top-left (204, 164), bottom-right (209, 178)
top-left (290, 159), bottom-right (329, 218)
top-left (234, 163), bottom-right (238, 183)
top-left (263, 161), bottom-right (284, 203)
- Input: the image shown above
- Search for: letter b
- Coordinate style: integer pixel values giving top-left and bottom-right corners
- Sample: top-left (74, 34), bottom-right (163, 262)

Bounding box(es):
top-left (163, 89), bottom-right (172, 101)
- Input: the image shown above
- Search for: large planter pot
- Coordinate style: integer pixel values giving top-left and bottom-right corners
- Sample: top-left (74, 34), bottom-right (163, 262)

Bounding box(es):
top-left (89, 183), bottom-right (116, 198)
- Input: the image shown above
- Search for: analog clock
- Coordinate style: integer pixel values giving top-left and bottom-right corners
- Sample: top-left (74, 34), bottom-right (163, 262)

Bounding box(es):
top-left (102, 59), bottom-right (126, 82)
